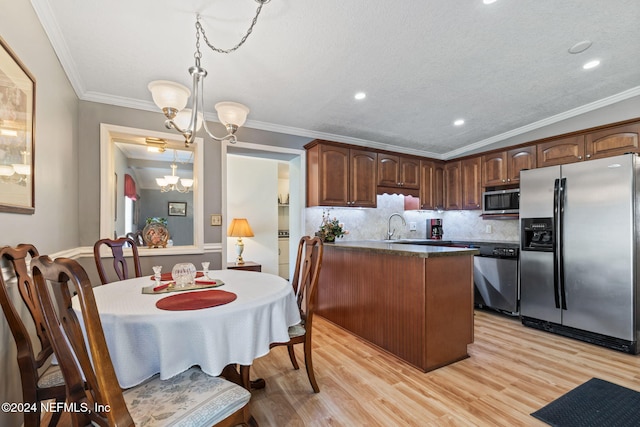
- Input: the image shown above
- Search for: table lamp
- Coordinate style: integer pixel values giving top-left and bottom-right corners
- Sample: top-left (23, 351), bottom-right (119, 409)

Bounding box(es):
top-left (227, 218), bottom-right (254, 265)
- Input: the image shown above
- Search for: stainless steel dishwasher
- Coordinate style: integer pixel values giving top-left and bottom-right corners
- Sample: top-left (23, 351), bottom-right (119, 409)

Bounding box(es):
top-left (473, 243), bottom-right (519, 316)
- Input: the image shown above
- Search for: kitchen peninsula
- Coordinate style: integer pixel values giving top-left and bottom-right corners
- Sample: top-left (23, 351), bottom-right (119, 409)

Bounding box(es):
top-left (316, 241), bottom-right (478, 372)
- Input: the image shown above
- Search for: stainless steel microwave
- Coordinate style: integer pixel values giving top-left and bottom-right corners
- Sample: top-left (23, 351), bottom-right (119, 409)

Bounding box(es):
top-left (482, 188), bottom-right (519, 215)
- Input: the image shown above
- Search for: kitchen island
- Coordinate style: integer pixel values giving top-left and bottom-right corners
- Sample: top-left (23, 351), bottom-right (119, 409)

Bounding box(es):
top-left (316, 241), bottom-right (478, 372)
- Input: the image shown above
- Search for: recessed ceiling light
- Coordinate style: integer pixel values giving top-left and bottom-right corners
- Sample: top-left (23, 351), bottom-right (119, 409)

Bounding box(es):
top-left (483, 0), bottom-right (497, 4)
top-left (568, 40), bottom-right (592, 54)
top-left (583, 59), bottom-right (600, 70)
top-left (454, 119), bottom-right (465, 126)
top-left (354, 92), bottom-right (366, 100)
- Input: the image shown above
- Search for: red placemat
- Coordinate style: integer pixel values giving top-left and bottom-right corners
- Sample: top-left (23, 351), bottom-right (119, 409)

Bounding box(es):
top-left (150, 272), bottom-right (204, 281)
top-left (155, 289), bottom-right (237, 311)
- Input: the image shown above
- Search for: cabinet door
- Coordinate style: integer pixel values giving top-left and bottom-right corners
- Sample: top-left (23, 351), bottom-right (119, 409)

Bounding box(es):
top-left (481, 151), bottom-right (507, 187)
top-left (537, 136), bottom-right (585, 167)
top-left (349, 149), bottom-right (377, 207)
top-left (421, 161), bottom-right (445, 210)
top-left (461, 157), bottom-right (482, 210)
top-left (377, 153), bottom-right (400, 187)
top-left (585, 123), bottom-right (640, 160)
top-left (444, 161), bottom-right (462, 210)
top-left (433, 163), bottom-right (444, 210)
top-left (318, 144), bottom-right (350, 206)
top-left (400, 157), bottom-right (420, 189)
top-left (506, 146), bottom-right (536, 184)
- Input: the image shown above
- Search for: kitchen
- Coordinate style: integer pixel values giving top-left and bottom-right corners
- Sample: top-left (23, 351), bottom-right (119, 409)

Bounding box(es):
top-left (3, 1), bottom-right (640, 426)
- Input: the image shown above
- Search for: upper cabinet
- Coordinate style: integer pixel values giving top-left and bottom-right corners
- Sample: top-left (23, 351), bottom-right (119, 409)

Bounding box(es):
top-left (482, 146), bottom-right (536, 186)
top-left (306, 141), bottom-right (377, 207)
top-left (461, 157), bottom-right (482, 210)
top-left (537, 136), bottom-right (586, 167)
top-left (585, 123), bottom-right (640, 160)
top-left (419, 160), bottom-right (444, 210)
top-left (444, 161), bottom-right (462, 210)
top-left (377, 154), bottom-right (420, 190)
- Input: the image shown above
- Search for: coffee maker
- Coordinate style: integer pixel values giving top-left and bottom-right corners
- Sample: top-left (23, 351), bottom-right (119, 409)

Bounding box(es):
top-left (427, 219), bottom-right (443, 240)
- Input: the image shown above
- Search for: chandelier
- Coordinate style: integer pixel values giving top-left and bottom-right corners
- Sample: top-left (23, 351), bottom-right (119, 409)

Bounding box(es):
top-left (156, 150), bottom-right (194, 193)
top-left (148, 0), bottom-right (270, 146)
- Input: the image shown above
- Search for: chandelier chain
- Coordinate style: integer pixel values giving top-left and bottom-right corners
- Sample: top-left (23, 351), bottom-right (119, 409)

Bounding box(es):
top-left (195, 2), bottom-right (265, 58)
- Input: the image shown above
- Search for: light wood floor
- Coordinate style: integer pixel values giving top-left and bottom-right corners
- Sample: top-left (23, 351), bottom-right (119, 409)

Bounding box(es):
top-left (249, 310), bottom-right (640, 426)
top-left (44, 310), bottom-right (640, 426)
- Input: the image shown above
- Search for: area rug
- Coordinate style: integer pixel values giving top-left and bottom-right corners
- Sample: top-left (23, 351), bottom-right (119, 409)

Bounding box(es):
top-left (531, 378), bottom-right (640, 427)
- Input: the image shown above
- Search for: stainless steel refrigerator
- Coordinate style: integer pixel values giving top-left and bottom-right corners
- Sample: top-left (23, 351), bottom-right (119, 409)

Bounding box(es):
top-left (520, 153), bottom-right (639, 354)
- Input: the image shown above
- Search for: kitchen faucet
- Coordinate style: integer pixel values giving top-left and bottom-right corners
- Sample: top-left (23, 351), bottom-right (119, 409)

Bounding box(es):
top-left (387, 213), bottom-right (406, 240)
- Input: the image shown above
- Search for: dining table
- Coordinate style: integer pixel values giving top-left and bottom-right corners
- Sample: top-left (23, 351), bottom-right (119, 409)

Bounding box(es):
top-left (71, 269), bottom-right (301, 390)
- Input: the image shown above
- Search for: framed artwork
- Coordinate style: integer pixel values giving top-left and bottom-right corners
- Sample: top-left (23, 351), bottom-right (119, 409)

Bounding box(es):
top-left (168, 201), bottom-right (187, 216)
top-left (0, 37), bottom-right (36, 214)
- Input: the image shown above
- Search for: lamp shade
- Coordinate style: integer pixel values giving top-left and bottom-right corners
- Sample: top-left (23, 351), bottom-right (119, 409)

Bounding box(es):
top-left (180, 178), bottom-right (194, 188)
top-left (173, 108), bottom-right (203, 131)
top-left (215, 102), bottom-right (250, 127)
top-left (148, 80), bottom-right (191, 111)
top-left (227, 218), bottom-right (254, 237)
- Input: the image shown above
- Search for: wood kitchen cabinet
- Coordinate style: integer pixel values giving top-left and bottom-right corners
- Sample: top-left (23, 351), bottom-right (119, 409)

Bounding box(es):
top-left (537, 135), bottom-right (586, 167)
top-left (377, 153), bottom-right (420, 190)
top-left (482, 146), bottom-right (536, 186)
top-left (306, 141), bottom-right (377, 207)
top-left (537, 123), bottom-right (640, 167)
top-left (444, 161), bottom-right (462, 210)
top-left (585, 122), bottom-right (640, 160)
top-left (461, 157), bottom-right (482, 210)
top-left (419, 160), bottom-right (444, 210)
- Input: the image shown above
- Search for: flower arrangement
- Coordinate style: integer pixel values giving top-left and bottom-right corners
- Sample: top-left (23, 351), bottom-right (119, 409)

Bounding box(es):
top-left (316, 210), bottom-right (348, 242)
top-left (146, 217), bottom-right (168, 227)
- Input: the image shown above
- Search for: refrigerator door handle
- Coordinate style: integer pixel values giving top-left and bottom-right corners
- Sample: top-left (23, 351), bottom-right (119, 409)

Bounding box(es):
top-left (558, 177), bottom-right (567, 310)
top-left (553, 178), bottom-right (561, 309)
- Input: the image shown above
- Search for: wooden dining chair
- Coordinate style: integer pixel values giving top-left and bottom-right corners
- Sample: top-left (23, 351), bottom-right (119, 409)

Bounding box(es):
top-left (125, 230), bottom-right (144, 247)
top-left (270, 236), bottom-right (324, 393)
top-left (93, 237), bottom-right (142, 285)
top-left (0, 244), bottom-right (66, 427)
top-left (31, 255), bottom-right (256, 427)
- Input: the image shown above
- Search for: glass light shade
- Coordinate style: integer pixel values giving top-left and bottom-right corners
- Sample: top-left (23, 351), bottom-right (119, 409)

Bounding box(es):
top-left (227, 218), bottom-right (255, 237)
top-left (0, 165), bottom-right (14, 176)
top-left (215, 102), bottom-right (250, 127)
top-left (180, 178), bottom-right (194, 188)
top-left (148, 80), bottom-right (191, 111)
top-left (164, 174), bottom-right (180, 185)
top-left (156, 177), bottom-right (168, 186)
top-left (11, 164), bottom-right (31, 175)
top-left (173, 109), bottom-right (203, 131)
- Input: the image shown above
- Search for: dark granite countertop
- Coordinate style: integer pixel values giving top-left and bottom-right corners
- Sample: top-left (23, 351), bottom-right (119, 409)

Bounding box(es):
top-left (325, 240), bottom-right (479, 258)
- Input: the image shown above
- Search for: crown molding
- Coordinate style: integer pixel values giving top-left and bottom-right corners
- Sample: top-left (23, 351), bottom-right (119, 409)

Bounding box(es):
top-left (442, 85), bottom-right (640, 160)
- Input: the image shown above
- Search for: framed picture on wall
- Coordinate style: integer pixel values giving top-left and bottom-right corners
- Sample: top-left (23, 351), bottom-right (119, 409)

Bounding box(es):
top-left (0, 36), bottom-right (36, 214)
top-left (168, 201), bottom-right (187, 216)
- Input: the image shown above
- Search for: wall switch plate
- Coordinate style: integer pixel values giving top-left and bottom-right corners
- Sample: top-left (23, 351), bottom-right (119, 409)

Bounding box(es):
top-left (485, 224), bottom-right (492, 233)
top-left (211, 214), bottom-right (222, 226)
top-left (409, 222), bottom-right (417, 231)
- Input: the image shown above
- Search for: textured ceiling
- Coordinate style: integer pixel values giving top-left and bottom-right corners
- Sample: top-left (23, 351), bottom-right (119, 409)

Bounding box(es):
top-left (31, 0), bottom-right (640, 158)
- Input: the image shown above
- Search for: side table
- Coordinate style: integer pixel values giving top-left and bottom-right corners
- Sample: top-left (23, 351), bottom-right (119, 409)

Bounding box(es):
top-left (227, 261), bottom-right (262, 272)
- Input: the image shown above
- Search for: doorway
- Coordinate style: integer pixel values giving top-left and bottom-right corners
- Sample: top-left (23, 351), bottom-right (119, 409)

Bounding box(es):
top-left (222, 141), bottom-right (305, 279)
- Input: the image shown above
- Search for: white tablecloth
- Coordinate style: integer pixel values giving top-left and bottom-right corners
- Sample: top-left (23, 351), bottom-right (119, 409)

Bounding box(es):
top-left (72, 269), bottom-right (300, 388)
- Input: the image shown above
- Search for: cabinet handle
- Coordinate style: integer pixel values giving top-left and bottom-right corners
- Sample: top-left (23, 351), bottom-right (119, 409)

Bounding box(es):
top-left (586, 154), bottom-right (592, 159)
top-left (578, 155), bottom-right (583, 160)
top-left (502, 179), bottom-right (506, 182)
top-left (507, 178), bottom-right (511, 182)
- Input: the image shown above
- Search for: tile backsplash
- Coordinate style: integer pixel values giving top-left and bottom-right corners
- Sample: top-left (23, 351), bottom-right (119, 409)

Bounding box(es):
top-left (305, 194), bottom-right (519, 243)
